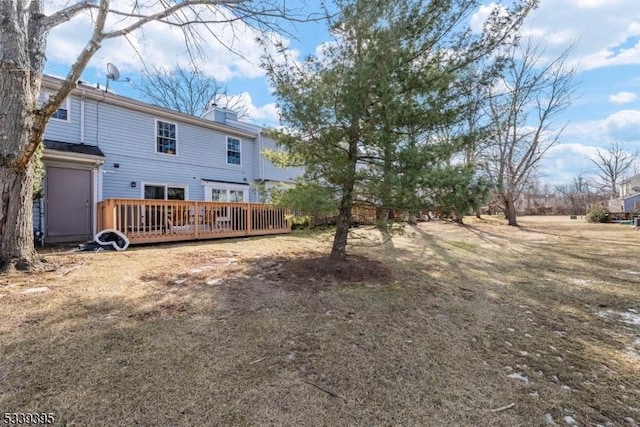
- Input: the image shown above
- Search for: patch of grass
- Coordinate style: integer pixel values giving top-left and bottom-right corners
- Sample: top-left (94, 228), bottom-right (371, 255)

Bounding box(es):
top-left (1, 217), bottom-right (639, 426)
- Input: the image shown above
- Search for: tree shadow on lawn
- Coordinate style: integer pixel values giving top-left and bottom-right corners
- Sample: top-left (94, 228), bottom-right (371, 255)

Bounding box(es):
top-left (3, 223), bottom-right (639, 427)
top-left (1, 252), bottom-right (539, 427)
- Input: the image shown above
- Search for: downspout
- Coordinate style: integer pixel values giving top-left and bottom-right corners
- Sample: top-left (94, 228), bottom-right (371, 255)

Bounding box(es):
top-left (80, 90), bottom-right (85, 143)
top-left (260, 131), bottom-right (265, 182)
top-left (258, 131), bottom-right (266, 202)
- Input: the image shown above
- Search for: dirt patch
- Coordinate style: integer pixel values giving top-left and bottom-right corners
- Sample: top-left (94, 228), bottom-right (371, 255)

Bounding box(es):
top-left (254, 253), bottom-right (393, 291)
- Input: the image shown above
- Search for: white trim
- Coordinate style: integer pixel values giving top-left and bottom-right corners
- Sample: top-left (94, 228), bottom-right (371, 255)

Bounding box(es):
top-left (154, 119), bottom-right (178, 156)
top-left (226, 135), bottom-right (242, 166)
top-left (141, 182), bottom-right (189, 200)
top-left (202, 181), bottom-right (249, 202)
top-left (43, 149), bottom-right (105, 165)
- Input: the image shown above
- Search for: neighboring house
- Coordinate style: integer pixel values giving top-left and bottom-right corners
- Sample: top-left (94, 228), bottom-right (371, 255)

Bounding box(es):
top-left (608, 174), bottom-right (640, 213)
top-left (619, 175), bottom-right (640, 199)
top-left (37, 75), bottom-right (303, 243)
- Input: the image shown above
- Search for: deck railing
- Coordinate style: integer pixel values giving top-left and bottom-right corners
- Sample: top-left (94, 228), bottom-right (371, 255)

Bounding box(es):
top-left (96, 199), bottom-right (291, 244)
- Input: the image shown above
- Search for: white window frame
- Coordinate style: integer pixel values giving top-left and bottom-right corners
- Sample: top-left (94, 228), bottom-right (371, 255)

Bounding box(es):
top-left (41, 90), bottom-right (70, 122)
top-left (203, 182), bottom-right (248, 202)
top-left (141, 182), bottom-right (189, 200)
top-left (226, 136), bottom-right (242, 166)
top-left (155, 119), bottom-right (178, 156)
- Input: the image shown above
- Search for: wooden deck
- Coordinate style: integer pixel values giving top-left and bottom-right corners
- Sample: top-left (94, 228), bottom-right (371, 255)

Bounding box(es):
top-left (97, 199), bottom-right (291, 244)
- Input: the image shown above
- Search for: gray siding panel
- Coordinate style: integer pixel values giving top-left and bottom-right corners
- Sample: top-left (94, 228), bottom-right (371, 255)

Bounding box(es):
top-left (260, 136), bottom-right (305, 183)
top-left (96, 101), bottom-right (257, 201)
top-left (42, 92), bottom-right (304, 204)
top-left (624, 194), bottom-right (640, 212)
top-left (44, 96), bottom-right (83, 143)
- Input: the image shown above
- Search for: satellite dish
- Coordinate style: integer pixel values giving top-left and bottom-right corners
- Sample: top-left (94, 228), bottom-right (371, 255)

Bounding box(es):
top-left (104, 63), bottom-right (129, 92)
top-left (106, 63), bottom-right (120, 81)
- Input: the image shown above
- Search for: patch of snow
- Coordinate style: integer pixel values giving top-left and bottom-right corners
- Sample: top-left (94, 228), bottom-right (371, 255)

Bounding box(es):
top-left (173, 278), bottom-right (189, 285)
top-left (505, 341), bottom-right (513, 347)
top-left (557, 356), bottom-right (564, 362)
top-left (629, 309), bottom-right (638, 313)
top-left (624, 417), bottom-right (637, 426)
top-left (624, 271), bottom-right (640, 275)
top-left (552, 375), bottom-right (560, 382)
top-left (519, 351), bottom-right (529, 356)
top-left (544, 413), bottom-right (557, 425)
top-left (507, 372), bottom-right (529, 383)
top-left (529, 391), bottom-right (539, 398)
top-left (525, 333), bottom-right (532, 338)
top-left (564, 415), bottom-right (578, 425)
top-left (20, 287), bottom-right (50, 294)
top-left (206, 278), bottom-right (222, 286)
top-left (572, 278), bottom-right (589, 286)
top-left (507, 327), bottom-right (515, 332)
top-left (550, 345), bottom-right (558, 352)
top-left (562, 385), bottom-right (572, 391)
top-left (620, 311), bottom-right (640, 326)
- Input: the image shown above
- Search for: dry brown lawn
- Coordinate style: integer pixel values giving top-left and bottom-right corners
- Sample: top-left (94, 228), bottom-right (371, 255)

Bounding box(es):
top-left (1, 216), bottom-right (639, 426)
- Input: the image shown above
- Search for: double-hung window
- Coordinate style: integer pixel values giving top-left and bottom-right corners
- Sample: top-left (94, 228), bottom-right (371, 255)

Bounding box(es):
top-left (227, 137), bottom-right (241, 165)
top-left (156, 120), bottom-right (177, 155)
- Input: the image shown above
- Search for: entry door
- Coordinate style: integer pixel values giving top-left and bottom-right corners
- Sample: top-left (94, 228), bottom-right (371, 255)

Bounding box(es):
top-left (46, 167), bottom-right (92, 241)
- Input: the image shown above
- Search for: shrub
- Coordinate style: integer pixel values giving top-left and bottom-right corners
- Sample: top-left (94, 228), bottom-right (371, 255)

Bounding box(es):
top-left (586, 206), bottom-right (608, 223)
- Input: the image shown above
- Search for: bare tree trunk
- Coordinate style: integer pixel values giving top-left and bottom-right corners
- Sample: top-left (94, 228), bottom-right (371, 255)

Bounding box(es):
top-left (330, 181), bottom-right (355, 264)
top-left (0, 160), bottom-right (40, 272)
top-left (505, 197), bottom-right (518, 226)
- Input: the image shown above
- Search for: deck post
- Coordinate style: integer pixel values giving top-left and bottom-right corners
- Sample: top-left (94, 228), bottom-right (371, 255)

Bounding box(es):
top-left (245, 203), bottom-right (251, 236)
top-left (103, 199), bottom-right (116, 230)
top-left (194, 201), bottom-right (199, 239)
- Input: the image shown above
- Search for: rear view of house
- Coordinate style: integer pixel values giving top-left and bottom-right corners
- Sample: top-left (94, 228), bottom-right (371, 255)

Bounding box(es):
top-left (37, 75), bottom-right (303, 244)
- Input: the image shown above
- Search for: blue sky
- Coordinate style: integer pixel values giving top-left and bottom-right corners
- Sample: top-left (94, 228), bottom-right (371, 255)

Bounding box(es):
top-left (44, 0), bottom-right (640, 186)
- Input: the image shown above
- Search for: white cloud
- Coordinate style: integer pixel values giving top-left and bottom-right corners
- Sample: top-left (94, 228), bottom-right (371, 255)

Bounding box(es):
top-left (523, 0), bottom-right (640, 71)
top-left (540, 143), bottom-right (602, 184)
top-left (228, 92), bottom-right (279, 125)
top-left (599, 109), bottom-right (640, 140)
top-left (610, 91), bottom-right (638, 104)
top-left (44, 1), bottom-right (298, 83)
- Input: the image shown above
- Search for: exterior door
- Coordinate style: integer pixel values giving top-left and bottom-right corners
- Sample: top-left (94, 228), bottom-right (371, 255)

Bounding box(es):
top-left (46, 166), bottom-right (92, 242)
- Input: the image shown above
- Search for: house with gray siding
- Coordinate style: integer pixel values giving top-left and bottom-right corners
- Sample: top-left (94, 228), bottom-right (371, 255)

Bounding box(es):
top-left (38, 75), bottom-right (303, 243)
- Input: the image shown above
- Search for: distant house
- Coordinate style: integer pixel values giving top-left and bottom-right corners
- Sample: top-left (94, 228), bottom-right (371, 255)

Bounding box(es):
top-left (608, 174), bottom-right (640, 213)
top-left (36, 75), bottom-right (303, 243)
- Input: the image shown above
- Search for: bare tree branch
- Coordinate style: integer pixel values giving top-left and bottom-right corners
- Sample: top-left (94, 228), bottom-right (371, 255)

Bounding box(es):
top-left (482, 39), bottom-right (576, 226)
top-left (588, 141), bottom-right (638, 197)
top-left (41, 0), bottom-right (97, 29)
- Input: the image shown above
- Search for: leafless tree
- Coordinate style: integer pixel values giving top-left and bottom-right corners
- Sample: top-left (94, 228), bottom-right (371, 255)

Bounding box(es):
top-left (555, 175), bottom-right (601, 215)
top-left (132, 64), bottom-right (249, 118)
top-left (483, 40), bottom-right (576, 226)
top-left (0, 0), bottom-right (311, 272)
top-left (588, 141), bottom-right (638, 198)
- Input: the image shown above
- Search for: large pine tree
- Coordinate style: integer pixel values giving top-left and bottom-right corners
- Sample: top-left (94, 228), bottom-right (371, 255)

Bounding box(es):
top-left (263, 0), bottom-right (536, 262)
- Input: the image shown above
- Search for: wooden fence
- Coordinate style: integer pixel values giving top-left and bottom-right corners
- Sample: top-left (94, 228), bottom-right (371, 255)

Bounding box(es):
top-left (97, 199), bottom-right (291, 244)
